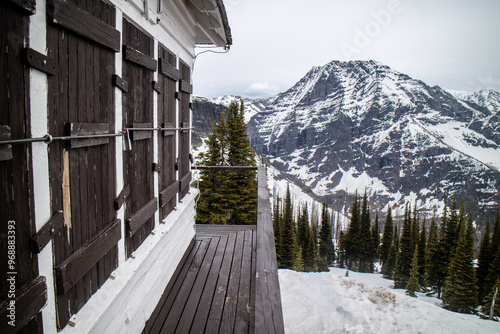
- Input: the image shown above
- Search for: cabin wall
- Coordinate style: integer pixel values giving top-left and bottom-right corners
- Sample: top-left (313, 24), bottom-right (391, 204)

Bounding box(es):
top-left (59, 193), bottom-right (196, 334)
top-left (0, 0), bottom-right (200, 332)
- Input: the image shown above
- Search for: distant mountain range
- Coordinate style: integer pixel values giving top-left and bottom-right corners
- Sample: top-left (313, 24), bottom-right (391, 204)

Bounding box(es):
top-left (193, 60), bottom-right (500, 224)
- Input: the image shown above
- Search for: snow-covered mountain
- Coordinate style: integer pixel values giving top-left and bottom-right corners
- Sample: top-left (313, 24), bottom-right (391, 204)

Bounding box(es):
top-left (193, 60), bottom-right (500, 223)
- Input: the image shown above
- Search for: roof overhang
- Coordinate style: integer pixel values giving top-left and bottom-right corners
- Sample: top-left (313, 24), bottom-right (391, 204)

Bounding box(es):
top-left (186, 0), bottom-right (232, 48)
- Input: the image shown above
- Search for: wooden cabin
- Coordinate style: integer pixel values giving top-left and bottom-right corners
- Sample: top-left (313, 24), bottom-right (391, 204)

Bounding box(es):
top-left (1, 0), bottom-right (283, 333)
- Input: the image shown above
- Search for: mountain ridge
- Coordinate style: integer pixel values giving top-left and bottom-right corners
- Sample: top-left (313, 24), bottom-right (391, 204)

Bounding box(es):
top-left (193, 60), bottom-right (500, 223)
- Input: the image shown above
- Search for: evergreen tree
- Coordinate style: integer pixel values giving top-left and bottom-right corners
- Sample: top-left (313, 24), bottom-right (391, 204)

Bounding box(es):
top-left (481, 279), bottom-right (500, 320)
top-left (442, 215), bottom-right (478, 313)
top-left (442, 200), bottom-right (459, 270)
top-left (292, 246), bottom-right (304, 272)
top-left (196, 117), bottom-right (229, 224)
top-left (412, 203), bottom-right (420, 250)
top-left (224, 100), bottom-right (257, 225)
top-left (280, 184), bottom-right (296, 269)
top-left (406, 246), bottom-right (421, 298)
top-left (273, 197), bottom-right (283, 267)
top-left (417, 218), bottom-right (427, 288)
top-left (380, 207), bottom-right (394, 269)
top-left (345, 192), bottom-right (360, 270)
top-left (477, 219), bottom-right (493, 302)
top-left (426, 217), bottom-right (446, 298)
top-left (338, 230), bottom-right (346, 269)
top-left (372, 212), bottom-right (380, 263)
top-left (319, 202), bottom-right (335, 268)
top-left (309, 221), bottom-right (319, 272)
top-left (358, 191), bottom-right (374, 272)
top-left (298, 204), bottom-right (314, 272)
top-left (383, 225), bottom-right (399, 279)
top-left (492, 209), bottom-right (500, 252)
top-left (394, 204), bottom-right (414, 288)
top-left (196, 100), bottom-right (257, 225)
top-left (485, 247), bottom-right (500, 301)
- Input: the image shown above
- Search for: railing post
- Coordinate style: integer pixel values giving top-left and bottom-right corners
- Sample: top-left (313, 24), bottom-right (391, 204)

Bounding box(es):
top-left (255, 166), bottom-right (285, 334)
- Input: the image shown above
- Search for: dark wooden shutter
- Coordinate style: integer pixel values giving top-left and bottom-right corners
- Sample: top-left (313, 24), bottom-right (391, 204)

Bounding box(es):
top-left (158, 46), bottom-right (179, 219)
top-left (0, 2), bottom-right (45, 333)
top-left (178, 61), bottom-right (192, 198)
top-left (47, 0), bottom-right (119, 329)
top-left (122, 19), bottom-right (157, 257)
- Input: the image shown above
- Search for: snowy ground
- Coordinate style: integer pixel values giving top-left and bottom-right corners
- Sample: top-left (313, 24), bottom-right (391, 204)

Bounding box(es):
top-left (279, 267), bottom-right (500, 334)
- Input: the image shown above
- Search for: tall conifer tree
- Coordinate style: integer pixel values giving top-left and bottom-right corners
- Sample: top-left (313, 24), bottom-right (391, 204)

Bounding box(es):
top-left (380, 207), bottom-right (394, 269)
top-left (280, 184), bottom-right (296, 269)
top-left (345, 192), bottom-right (360, 269)
top-left (196, 100), bottom-right (257, 225)
top-left (319, 202), bottom-right (335, 269)
top-left (427, 217), bottom-right (446, 298)
top-left (358, 191), bottom-right (374, 272)
top-left (417, 218), bottom-right (427, 287)
top-left (372, 212), bottom-right (380, 262)
top-left (477, 219), bottom-right (493, 302)
top-left (224, 100), bottom-right (257, 224)
top-left (383, 225), bottom-right (399, 279)
top-left (442, 214), bottom-right (478, 313)
top-left (273, 197), bottom-right (282, 267)
top-left (394, 204), bottom-right (415, 288)
top-left (406, 246), bottom-right (421, 298)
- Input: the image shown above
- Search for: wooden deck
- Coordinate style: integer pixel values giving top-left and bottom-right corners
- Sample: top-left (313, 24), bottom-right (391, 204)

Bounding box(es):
top-left (144, 167), bottom-right (284, 334)
top-left (143, 225), bottom-right (257, 334)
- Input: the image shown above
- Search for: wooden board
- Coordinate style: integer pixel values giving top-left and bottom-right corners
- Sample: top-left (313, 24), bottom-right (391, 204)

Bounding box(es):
top-left (55, 219), bottom-right (121, 295)
top-left (159, 181), bottom-right (178, 208)
top-left (126, 198), bottom-right (157, 237)
top-left (22, 47), bottom-right (57, 75)
top-left (47, 0), bottom-right (120, 51)
top-left (0, 2), bottom-right (42, 332)
top-left (112, 74), bottom-right (129, 92)
top-left (130, 122), bottom-right (153, 141)
top-left (6, 0), bottom-right (36, 14)
top-left (67, 122), bottom-right (110, 148)
top-left (159, 57), bottom-right (180, 81)
top-left (123, 45), bottom-right (157, 71)
top-left (31, 210), bottom-right (64, 253)
top-left (47, 0), bottom-right (118, 328)
top-left (255, 167), bottom-right (285, 334)
top-left (157, 46), bottom-right (178, 219)
top-left (122, 18), bottom-right (155, 257)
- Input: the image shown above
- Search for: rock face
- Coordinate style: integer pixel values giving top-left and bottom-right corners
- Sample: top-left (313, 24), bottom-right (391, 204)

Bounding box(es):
top-left (191, 96), bottom-right (227, 147)
top-left (193, 60), bottom-right (500, 222)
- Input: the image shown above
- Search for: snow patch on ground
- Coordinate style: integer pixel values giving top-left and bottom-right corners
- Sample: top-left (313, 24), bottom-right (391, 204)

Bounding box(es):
top-left (279, 268), bottom-right (500, 334)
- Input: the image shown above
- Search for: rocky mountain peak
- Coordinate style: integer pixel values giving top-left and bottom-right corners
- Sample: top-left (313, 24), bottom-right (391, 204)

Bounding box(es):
top-left (193, 60), bottom-right (500, 223)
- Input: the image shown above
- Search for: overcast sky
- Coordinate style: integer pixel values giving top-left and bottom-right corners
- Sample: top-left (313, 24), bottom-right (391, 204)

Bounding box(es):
top-left (192, 0), bottom-right (500, 99)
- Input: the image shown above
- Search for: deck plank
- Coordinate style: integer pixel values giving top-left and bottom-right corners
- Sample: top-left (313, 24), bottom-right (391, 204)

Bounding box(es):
top-left (144, 225), bottom-right (258, 334)
top-left (190, 233), bottom-right (229, 333)
top-left (175, 236), bottom-right (220, 333)
top-left (161, 239), bottom-right (211, 332)
top-left (235, 229), bottom-right (254, 333)
top-left (146, 240), bottom-right (201, 334)
top-left (205, 230), bottom-right (237, 333)
top-left (220, 230), bottom-right (245, 333)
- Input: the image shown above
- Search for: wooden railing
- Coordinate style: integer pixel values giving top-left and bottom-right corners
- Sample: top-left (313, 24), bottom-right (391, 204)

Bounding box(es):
top-left (255, 166), bottom-right (285, 334)
top-left (193, 165), bottom-right (285, 333)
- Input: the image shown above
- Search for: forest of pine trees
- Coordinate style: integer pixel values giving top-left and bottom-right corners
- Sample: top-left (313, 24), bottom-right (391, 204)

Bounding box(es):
top-left (196, 100), bottom-right (257, 225)
top-left (272, 185), bottom-right (334, 272)
top-left (271, 188), bottom-right (500, 318)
